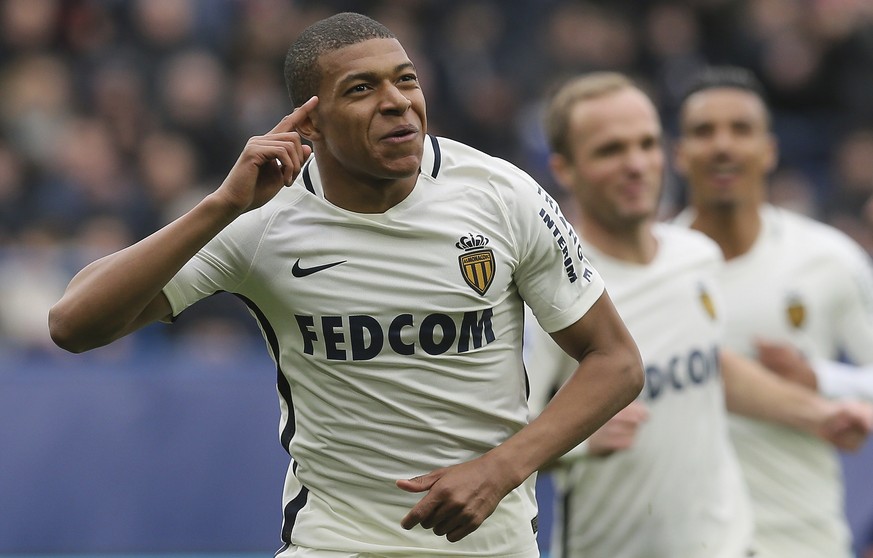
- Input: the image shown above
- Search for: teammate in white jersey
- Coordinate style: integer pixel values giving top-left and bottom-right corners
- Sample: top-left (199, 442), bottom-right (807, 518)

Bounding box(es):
top-left (674, 65), bottom-right (873, 558)
top-left (526, 72), bottom-right (873, 558)
top-left (48, 12), bottom-right (646, 558)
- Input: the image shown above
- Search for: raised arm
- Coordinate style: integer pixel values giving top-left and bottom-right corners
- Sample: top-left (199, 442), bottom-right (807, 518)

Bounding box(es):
top-left (49, 97), bottom-right (319, 353)
top-left (397, 291), bottom-right (644, 542)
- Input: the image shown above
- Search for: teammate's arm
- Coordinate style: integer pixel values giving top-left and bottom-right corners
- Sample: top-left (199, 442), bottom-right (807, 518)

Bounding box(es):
top-left (754, 339), bottom-right (819, 390)
top-left (398, 291), bottom-right (644, 542)
top-left (49, 98), bottom-right (318, 353)
top-left (756, 340), bottom-right (873, 401)
top-left (721, 349), bottom-right (873, 450)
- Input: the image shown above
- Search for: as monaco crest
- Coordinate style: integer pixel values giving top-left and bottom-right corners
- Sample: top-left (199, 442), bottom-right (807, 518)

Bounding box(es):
top-left (456, 233), bottom-right (495, 296)
top-left (786, 293), bottom-right (806, 328)
top-left (699, 285), bottom-right (717, 320)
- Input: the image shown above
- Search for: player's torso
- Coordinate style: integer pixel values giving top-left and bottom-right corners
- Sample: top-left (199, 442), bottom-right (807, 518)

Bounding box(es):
top-left (719, 222), bottom-right (842, 361)
top-left (560, 225), bottom-right (751, 558)
top-left (717, 209), bottom-right (853, 558)
top-left (249, 184), bottom-right (521, 364)
top-left (244, 168), bottom-right (535, 472)
top-left (250, 148), bottom-right (545, 557)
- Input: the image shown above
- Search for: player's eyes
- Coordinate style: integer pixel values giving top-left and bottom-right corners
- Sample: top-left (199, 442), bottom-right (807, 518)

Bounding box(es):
top-left (347, 84), bottom-right (370, 94)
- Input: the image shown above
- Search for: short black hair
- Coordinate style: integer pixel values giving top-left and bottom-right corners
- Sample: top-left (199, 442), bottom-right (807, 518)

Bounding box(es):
top-left (544, 72), bottom-right (636, 159)
top-left (284, 12), bottom-right (395, 107)
top-left (678, 65), bottom-right (771, 126)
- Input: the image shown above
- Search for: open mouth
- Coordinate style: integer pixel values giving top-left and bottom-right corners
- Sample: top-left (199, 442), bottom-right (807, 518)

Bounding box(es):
top-left (383, 125), bottom-right (418, 141)
top-left (709, 162), bottom-right (741, 180)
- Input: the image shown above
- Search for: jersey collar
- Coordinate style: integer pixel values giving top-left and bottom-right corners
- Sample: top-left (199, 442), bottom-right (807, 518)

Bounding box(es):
top-left (301, 134), bottom-right (440, 199)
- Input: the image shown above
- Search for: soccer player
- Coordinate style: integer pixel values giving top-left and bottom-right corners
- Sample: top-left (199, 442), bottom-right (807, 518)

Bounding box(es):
top-left (674, 65), bottom-right (873, 558)
top-left (48, 12), bottom-right (644, 558)
top-left (526, 71), bottom-right (873, 558)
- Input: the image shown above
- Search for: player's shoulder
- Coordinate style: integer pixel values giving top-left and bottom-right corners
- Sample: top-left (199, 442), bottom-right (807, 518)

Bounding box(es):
top-left (433, 136), bottom-right (540, 191)
top-left (219, 174), bottom-right (313, 239)
top-left (254, 181), bottom-right (310, 216)
top-left (768, 205), bottom-right (869, 263)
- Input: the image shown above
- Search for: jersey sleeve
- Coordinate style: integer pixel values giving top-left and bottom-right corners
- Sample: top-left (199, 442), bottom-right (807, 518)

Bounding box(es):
top-left (830, 233), bottom-right (873, 365)
top-left (523, 305), bottom-right (576, 417)
top-left (523, 303), bottom-right (592, 460)
top-left (507, 175), bottom-right (604, 333)
top-left (813, 359), bottom-right (873, 402)
top-left (162, 211), bottom-right (268, 318)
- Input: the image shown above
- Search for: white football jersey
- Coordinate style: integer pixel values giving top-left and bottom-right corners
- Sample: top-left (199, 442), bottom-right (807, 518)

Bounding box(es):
top-left (676, 205), bottom-right (873, 558)
top-left (526, 224), bottom-right (752, 558)
top-left (527, 224), bottom-right (752, 558)
top-left (163, 135), bottom-right (605, 557)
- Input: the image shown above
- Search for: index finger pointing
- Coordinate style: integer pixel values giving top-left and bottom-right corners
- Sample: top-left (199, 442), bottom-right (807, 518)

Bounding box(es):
top-left (269, 96), bottom-right (319, 134)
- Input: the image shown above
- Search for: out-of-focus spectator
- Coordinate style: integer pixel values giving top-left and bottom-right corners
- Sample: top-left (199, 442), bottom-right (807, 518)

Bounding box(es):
top-left (87, 56), bottom-right (154, 159)
top-left (0, 54), bottom-right (74, 165)
top-left (0, 141), bottom-right (29, 245)
top-left (32, 116), bottom-right (152, 239)
top-left (827, 129), bottom-right (873, 254)
top-left (0, 0), bottom-right (60, 57)
top-left (0, 229), bottom-right (69, 353)
top-left (137, 130), bottom-right (205, 226)
top-left (130, 0), bottom-right (197, 60)
top-left (158, 48), bottom-right (237, 181)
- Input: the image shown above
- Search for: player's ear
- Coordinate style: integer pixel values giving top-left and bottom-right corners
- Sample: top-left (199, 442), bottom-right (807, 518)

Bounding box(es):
top-left (549, 153), bottom-right (575, 194)
top-left (295, 111), bottom-right (321, 142)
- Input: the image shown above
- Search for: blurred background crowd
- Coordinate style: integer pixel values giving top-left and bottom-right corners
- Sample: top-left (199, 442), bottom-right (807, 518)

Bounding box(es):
top-left (3, 0), bottom-right (873, 554)
top-left (3, 0), bottom-right (873, 355)
top-left (0, 0), bottom-right (869, 353)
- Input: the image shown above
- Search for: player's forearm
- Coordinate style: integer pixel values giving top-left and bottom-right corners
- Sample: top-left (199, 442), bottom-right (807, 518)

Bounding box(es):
top-left (49, 193), bottom-right (242, 352)
top-left (722, 349), bottom-right (830, 434)
top-left (492, 349), bottom-right (643, 484)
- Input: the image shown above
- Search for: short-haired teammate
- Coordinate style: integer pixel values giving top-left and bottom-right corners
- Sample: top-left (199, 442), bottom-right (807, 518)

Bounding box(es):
top-left (526, 71), bottom-right (873, 558)
top-left (48, 12), bottom-right (644, 558)
top-left (674, 65), bottom-right (873, 558)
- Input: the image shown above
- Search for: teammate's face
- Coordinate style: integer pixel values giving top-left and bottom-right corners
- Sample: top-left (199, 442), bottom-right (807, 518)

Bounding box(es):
top-left (674, 87), bottom-right (776, 211)
top-left (306, 38), bottom-right (426, 183)
top-left (551, 87), bottom-right (664, 229)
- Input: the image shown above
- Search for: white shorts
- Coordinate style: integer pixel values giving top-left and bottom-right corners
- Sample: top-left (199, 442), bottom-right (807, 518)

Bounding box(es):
top-left (276, 544), bottom-right (539, 558)
top-left (276, 544), bottom-right (364, 558)
top-left (276, 545), bottom-right (371, 558)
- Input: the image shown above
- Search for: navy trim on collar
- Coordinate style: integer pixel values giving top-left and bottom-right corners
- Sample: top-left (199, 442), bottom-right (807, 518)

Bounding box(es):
top-left (302, 160), bottom-right (315, 194)
top-left (429, 134), bottom-right (441, 179)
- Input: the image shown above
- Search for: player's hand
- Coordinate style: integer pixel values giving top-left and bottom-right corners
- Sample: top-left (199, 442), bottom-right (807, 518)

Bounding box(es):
top-left (816, 399), bottom-right (873, 451)
top-left (214, 96), bottom-right (319, 214)
top-left (755, 339), bottom-right (819, 390)
top-left (587, 400), bottom-right (649, 456)
top-left (396, 454), bottom-right (517, 542)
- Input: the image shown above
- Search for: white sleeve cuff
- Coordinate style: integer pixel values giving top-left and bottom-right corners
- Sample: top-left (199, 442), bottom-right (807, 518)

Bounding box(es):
top-left (813, 359), bottom-right (873, 401)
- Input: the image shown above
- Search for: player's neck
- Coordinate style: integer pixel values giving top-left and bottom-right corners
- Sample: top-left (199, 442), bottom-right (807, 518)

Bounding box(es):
top-left (691, 202), bottom-right (761, 260)
top-left (315, 157), bottom-right (419, 214)
top-left (579, 216), bottom-right (657, 265)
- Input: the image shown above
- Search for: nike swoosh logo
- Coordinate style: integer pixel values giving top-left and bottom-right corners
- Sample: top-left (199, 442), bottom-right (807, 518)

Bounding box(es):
top-left (291, 258), bottom-right (347, 277)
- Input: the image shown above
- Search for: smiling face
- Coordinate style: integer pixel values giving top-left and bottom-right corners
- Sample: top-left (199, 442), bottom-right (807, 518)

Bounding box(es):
top-left (675, 87), bottom-right (777, 211)
top-left (551, 86), bottom-right (664, 231)
top-left (304, 38), bottom-right (426, 186)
